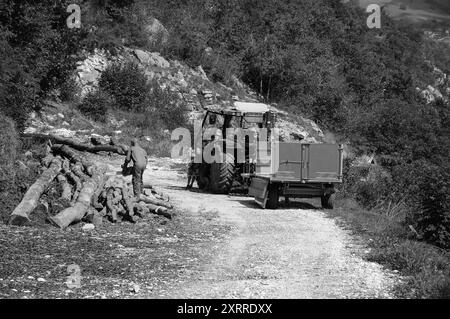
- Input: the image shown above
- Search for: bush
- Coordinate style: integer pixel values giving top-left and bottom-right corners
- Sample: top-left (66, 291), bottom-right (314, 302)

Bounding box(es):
top-left (110, 81), bottom-right (189, 157)
top-left (116, 80), bottom-right (189, 130)
top-left (0, 114), bottom-right (18, 165)
top-left (99, 62), bottom-right (151, 112)
top-left (60, 77), bottom-right (82, 103)
top-left (201, 52), bottom-right (237, 85)
top-left (78, 90), bottom-right (110, 122)
top-left (340, 162), bottom-right (394, 209)
top-left (148, 83), bottom-right (189, 130)
top-left (392, 161), bottom-right (450, 249)
top-left (0, 114), bottom-right (18, 184)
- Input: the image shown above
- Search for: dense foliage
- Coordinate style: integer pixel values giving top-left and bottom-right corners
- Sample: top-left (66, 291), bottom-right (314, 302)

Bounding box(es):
top-left (97, 62), bottom-right (189, 129)
top-left (78, 90), bottom-right (111, 122)
top-left (99, 62), bottom-right (150, 112)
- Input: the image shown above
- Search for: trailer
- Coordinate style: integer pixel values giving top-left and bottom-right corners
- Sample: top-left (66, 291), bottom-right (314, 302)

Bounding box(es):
top-left (246, 142), bottom-right (344, 209)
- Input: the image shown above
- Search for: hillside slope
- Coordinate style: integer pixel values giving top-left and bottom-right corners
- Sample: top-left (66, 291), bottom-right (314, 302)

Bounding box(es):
top-left (24, 45), bottom-right (325, 148)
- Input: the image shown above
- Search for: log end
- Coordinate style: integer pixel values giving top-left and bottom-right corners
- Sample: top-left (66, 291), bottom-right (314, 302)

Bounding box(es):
top-left (46, 215), bottom-right (66, 229)
top-left (8, 215), bottom-right (32, 227)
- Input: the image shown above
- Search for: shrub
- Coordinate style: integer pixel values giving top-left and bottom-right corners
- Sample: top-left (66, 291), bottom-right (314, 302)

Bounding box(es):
top-left (119, 80), bottom-right (189, 131)
top-left (60, 77), bottom-right (82, 103)
top-left (0, 114), bottom-right (18, 166)
top-left (0, 114), bottom-right (18, 184)
top-left (99, 62), bottom-right (151, 112)
top-left (201, 52), bottom-right (237, 85)
top-left (340, 162), bottom-right (393, 209)
top-left (78, 90), bottom-right (110, 122)
top-left (148, 83), bottom-right (189, 130)
top-left (392, 161), bottom-right (450, 249)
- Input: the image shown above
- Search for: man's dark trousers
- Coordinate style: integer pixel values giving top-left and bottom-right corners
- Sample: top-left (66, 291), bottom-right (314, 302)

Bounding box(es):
top-left (132, 165), bottom-right (145, 197)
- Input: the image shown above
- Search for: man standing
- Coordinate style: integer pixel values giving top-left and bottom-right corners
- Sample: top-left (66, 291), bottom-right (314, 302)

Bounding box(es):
top-left (122, 138), bottom-right (148, 198)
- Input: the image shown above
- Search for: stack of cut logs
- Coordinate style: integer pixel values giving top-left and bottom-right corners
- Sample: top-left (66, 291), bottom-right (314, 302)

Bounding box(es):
top-left (8, 134), bottom-right (173, 229)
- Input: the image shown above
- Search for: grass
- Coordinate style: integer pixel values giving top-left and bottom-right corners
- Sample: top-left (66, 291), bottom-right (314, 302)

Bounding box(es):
top-left (0, 207), bottom-right (231, 299)
top-left (328, 198), bottom-right (450, 298)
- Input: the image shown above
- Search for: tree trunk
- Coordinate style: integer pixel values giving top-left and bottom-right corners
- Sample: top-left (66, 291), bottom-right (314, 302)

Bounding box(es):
top-left (51, 144), bottom-right (95, 176)
top-left (139, 195), bottom-right (173, 209)
top-left (66, 171), bottom-right (82, 204)
top-left (9, 158), bottom-right (62, 226)
top-left (48, 165), bottom-right (107, 229)
top-left (25, 134), bottom-right (127, 155)
top-left (57, 174), bottom-right (72, 201)
top-left (105, 187), bottom-right (117, 222)
top-left (121, 185), bottom-right (135, 217)
top-left (143, 203), bottom-right (172, 219)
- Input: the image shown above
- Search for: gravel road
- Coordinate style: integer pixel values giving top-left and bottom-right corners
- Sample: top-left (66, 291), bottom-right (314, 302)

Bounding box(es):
top-left (142, 157), bottom-right (400, 299)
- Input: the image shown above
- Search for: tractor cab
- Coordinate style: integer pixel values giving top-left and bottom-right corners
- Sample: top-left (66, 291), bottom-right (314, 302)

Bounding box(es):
top-left (201, 102), bottom-right (276, 135)
top-left (196, 102), bottom-right (277, 194)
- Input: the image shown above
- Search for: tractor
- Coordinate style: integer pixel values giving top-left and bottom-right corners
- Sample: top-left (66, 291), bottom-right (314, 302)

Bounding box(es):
top-left (195, 102), bottom-right (276, 194)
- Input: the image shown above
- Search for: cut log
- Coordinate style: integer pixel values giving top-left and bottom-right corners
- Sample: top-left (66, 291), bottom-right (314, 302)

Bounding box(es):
top-left (142, 202), bottom-right (172, 219)
top-left (105, 187), bottom-right (117, 222)
top-left (71, 162), bottom-right (88, 181)
top-left (121, 185), bottom-right (135, 217)
top-left (25, 134), bottom-right (127, 155)
top-left (91, 174), bottom-right (110, 209)
top-left (48, 165), bottom-right (107, 229)
top-left (152, 188), bottom-right (170, 202)
top-left (9, 158), bottom-right (62, 226)
top-left (92, 176), bottom-right (113, 210)
top-left (90, 136), bottom-right (102, 146)
top-left (50, 198), bottom-right (71, 215)
top-left (41, 154), bottom-right (54, 168)
top-left (110, 138), bottom-right (129, 154)
top-left (83, 207), bottom-right (103, 226)
top-left (66, 171), bottom-right (81, 204)
top-left (142, 184), bottom-right (169, 201)
top-left (99, 206), bottom-right (107, 217)
top-left (143, 183), bottom-right (154, 189)
top-left (139, 195), bottom-right (173, 209)
top-left (51, 144), bottom-right (95, 176)
top-left (133, 203), bottom-right (149, 217)
top-left (57, 174), bottom-right (72, 201)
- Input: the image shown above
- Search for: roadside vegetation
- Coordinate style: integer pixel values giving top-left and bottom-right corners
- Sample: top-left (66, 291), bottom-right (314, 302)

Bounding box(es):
top-left (330, 162), bottom-right (450, 298)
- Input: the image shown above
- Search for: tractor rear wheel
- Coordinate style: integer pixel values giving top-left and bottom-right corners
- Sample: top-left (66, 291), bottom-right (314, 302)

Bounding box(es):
top-left (209, 153), bottom-right (235, 194)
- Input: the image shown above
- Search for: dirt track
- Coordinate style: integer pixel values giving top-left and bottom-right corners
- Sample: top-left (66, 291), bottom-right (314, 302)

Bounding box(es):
top-left (140, 157), bottom-right (400, 299)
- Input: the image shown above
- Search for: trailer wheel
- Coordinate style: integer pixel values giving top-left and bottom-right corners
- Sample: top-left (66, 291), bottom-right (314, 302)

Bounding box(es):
top-left (266, 185), bottom-right (279, 209)
top-left (321, 193), bottom-right (334, 209)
